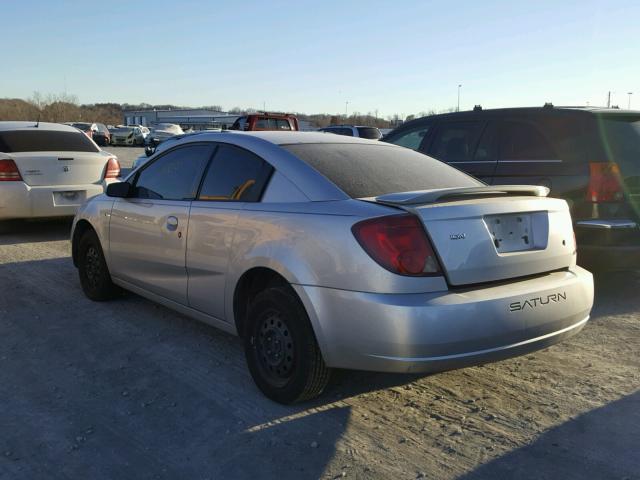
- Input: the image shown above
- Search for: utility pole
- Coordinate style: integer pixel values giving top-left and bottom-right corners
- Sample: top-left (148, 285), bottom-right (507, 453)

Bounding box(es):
top-left (345, 101), bottom-right (349, 119)
top-left (607, 91), bottom-right (611, 108)
top-left (457, 84), bottom-right (462, 112)
top-left (628, 92), bottom-right (633, 109)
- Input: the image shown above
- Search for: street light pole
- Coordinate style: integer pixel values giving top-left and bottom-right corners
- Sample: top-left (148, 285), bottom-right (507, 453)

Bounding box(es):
top-left (628, 92), bottom-right (633, 110)
top-left (457, 84), bottom-right (462, 112)
top-left (345, 101), bottom-right (349, 119)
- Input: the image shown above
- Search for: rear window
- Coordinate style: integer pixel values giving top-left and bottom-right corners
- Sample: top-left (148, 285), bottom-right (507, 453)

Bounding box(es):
top-left (598, 115), bottom-right (640, 164)
top-left (0, 130), bottom-right (99, 153)
top-left (282, 143), bottom-right (482, 198)
top-left (356, 127), bottom-right (382, 140)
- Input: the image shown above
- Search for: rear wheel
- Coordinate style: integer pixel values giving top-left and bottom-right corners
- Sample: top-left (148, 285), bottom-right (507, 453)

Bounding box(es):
top-left (77, 230), bottom-right (119, 301)
top-left (244, 287), bottom-right (331, 404)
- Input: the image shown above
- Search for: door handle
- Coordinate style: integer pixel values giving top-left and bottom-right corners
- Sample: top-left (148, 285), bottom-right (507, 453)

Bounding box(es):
top-left (166, 216), bottom-right (179, 231)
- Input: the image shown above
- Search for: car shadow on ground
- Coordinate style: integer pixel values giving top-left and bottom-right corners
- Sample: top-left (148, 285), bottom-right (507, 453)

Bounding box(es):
top-left (0, 218), bottom-right (73, 245)
top-left (590, 270), bottom-right (640, 318)
top-left (0, 256), bottom-right (392, 479)
top-left (459, 390), bottom-right (640, 479)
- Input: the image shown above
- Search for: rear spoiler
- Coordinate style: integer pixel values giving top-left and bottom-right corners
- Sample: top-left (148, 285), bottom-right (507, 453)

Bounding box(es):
top-left (371, 185), bottom-right (550, 206)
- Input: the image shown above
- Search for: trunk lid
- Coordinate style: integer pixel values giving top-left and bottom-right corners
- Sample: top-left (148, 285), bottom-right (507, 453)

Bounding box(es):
top-left (10, 151), bottom-right (110, 186)
top-left (374, 186), bottom-right (575, 286)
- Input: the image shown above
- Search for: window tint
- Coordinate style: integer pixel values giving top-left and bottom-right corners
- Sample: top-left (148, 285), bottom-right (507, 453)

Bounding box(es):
top-left (0, 130), bottom-right (99, 153)
top-left (133, 144), bottom-right (212, 200)
top-left (385, 125), bottom-right (430, 150)
top-left (255, 118), bottom-right (270, 129)
top-left (283, 143), bottom-right (482, 198)
top-left (598, 115), bottom-right (640, 165)
top-left (430, 122), bottom-right (482, 161)
top-left (498, 121), bottom-right (557, 160)
top-left (356, 127), bottom-right (382, 139)
top-left (198, 144), bottom-right (273, 202)
top-left (474, 123), bottom-right (497, 161)
top-left (275, 119), bottom-right (292, 130)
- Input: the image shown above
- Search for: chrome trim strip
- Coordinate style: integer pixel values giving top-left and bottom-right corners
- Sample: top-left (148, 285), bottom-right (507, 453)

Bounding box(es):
top-left (575, 219), bottom-right (638, 230)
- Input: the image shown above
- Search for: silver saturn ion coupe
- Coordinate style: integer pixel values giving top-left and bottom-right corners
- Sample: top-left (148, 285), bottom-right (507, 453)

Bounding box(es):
top-left (71, 132), bottom-right (594, 403)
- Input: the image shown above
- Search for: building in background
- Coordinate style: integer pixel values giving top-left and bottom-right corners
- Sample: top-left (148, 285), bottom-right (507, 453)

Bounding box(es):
top-left (123, 108), bottom-right (240, 130)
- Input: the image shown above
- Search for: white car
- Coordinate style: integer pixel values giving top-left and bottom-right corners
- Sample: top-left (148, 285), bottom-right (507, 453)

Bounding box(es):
top-left (110, 125), bottom-right (149, 146)
top-left (318, 125), bottom-right (382, 140)
top-left (0, 121), bottom-right (120, 220)
top-left (146, 123), bottom-right (184, 145)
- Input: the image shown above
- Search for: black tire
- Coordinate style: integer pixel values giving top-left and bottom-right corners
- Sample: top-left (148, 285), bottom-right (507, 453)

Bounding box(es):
top-left (244, 287), bottom-right (331, 404)
top-left (77, 229), bottom-right (119, 301)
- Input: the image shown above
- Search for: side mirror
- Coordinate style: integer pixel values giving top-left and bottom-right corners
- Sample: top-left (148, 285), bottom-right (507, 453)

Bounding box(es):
top-left (106, 182), bottom-right (132, 198)
top-left (144, 145), bottom-right (155, 157)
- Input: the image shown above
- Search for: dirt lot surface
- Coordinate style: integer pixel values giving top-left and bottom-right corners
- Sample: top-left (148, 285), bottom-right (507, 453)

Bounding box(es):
top-left (0, 218), bottom-right (638, 480)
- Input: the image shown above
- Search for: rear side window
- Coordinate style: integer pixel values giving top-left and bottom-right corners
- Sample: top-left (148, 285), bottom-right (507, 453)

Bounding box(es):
top-left (356, 127), bottom-right (382, 140)
top-left (498, 121), bottom-right (557, 160)
top-left (385, 124), bottom-right (430, 150)
top-left (283, 143), bottom-right (482, 198)
top-left (598, 115), bottom-right (640, 165)
top-left (0, 130), bottom-right (99, 153)
top-left (429, 122), bottom-right (483, 161)
top-left (133, 144), bottom-right (213, 200)
top-left (275, 119), bottom-right (292, 130)
top-left (198, 144), bottom-right (273, 202)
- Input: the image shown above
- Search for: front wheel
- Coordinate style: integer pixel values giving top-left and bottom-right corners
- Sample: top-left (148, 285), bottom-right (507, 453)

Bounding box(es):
top-left (244, 287), bottom-right (331, 404)
top-left (77, 230), bottom-right (119, 301)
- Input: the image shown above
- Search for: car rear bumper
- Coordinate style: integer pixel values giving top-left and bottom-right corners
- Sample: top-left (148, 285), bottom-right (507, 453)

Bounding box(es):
top-left (575, 219), bottom-right (640, 270)
top-left (0, 182), bottom-right (110, 220)
top-left (294, 267), bottom-right (593, 373)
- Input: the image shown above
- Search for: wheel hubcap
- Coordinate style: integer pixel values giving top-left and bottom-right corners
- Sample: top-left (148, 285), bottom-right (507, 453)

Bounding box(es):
top-left (84, 246), bottom-right (102, 287)
top-left (256, 311), bottom-right (294, 381)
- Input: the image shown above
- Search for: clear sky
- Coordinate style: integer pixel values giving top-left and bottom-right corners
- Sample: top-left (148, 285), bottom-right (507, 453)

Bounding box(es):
top-left (3, 0), bottom-right (639, 117)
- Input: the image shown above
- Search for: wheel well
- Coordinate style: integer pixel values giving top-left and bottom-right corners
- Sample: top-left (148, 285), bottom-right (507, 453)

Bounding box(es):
top-left (233, 267), bottom-right (289, 337)
top-left (71, 220), bottom-right (95, 267)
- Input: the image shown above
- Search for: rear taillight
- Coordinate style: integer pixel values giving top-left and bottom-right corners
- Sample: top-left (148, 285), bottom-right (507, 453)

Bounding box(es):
top-left (352, 214), bottom-right (441, 276)
top-left (587, 162), bottom-right (623, 202)
top-left (104, 157), bottom-right (121, 179)
top-left (0, 159), bottom-right (23, 182)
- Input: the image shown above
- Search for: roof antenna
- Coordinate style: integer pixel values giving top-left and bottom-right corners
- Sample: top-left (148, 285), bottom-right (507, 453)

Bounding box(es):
top-left (34, 114), bottom-right (40, 128)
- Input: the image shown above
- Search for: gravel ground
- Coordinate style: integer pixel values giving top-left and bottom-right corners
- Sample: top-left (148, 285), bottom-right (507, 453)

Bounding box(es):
top-left (0, 218), bottom-right (638, 480)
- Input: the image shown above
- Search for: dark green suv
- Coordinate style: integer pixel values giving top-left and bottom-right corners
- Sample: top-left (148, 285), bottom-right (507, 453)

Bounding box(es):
top-left (383, 106), bottom-right (640, 270)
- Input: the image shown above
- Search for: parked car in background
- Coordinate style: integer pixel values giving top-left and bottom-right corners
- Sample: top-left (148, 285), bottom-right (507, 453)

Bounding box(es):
top-left (70, 122), bottom-right (98, 139)
top-left (319, 125), bottom-right (382, 140)
top-left (145, 123), bottom-right (183, 145)
top-left (383, 106), bottom-right (640, 271)
top-left (229, 113), bottom-right (299, 131)
top-left (0, 121), bottom-right (120, 220)
top-left (92, 123), bottom-right (111, 146)
top-left (111, 125), bottom-right (149, 146)
top-left (71, 131), bottom-right (593, 404)
top-left (132, 131), bottom-right (208, 170)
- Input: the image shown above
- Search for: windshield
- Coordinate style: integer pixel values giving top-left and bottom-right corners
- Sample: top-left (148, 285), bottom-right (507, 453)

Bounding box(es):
top-left (71, 123), bottom-right (92, 130)
top-left (282, 143), bottom-right (482, 198)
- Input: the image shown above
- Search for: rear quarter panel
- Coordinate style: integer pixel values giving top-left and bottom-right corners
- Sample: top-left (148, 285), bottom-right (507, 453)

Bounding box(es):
top-left (223, 201), bottom-right (449, 319)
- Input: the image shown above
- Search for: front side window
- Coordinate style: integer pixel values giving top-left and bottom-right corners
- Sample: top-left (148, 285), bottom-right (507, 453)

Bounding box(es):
top-left (133, 144), bottom-right (213, 200)
top-left (385, 124), bottom-right (430, 150)
top-left (198, 144), bottom-right (273, 202)
top-left (498, 121), bottom-right (557, 160)
top-left (429, 121), bottom-right (483, 161)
